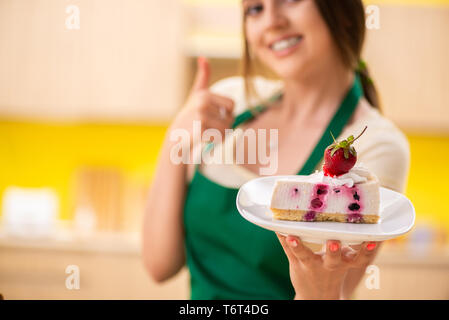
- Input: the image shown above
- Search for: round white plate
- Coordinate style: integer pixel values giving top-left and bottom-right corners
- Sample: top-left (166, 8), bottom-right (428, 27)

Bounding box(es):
top-left (236, 175), bottom-right (415, 245)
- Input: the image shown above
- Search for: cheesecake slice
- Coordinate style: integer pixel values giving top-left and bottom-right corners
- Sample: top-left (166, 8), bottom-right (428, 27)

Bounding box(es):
top-left (271, 127), bottom-right (381, 224)
top-left (270, 167), bottom-right (380, 224)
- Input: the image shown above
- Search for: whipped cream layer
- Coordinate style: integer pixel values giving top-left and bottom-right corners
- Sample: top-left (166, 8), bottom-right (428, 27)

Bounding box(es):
top-left (282, 166), bottom-right (374, 188)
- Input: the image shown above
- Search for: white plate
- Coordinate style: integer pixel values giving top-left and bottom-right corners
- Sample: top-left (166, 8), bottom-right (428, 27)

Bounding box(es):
top-left (236, 175), bottom-right (415, 245)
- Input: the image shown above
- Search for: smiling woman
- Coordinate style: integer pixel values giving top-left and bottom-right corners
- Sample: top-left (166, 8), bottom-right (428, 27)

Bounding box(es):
top-left (241, 0), bottom-right (380, 110)
top-left (143, 0), bottom-right (410, 300)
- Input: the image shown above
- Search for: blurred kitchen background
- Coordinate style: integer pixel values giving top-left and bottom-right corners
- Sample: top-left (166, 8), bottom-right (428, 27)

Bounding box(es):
top-left (0, 0), bottom-right (448, 299)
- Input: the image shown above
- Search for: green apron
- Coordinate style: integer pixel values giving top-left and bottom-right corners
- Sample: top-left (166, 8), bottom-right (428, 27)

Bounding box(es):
top-left (183, 74), bottom-right (363, 300)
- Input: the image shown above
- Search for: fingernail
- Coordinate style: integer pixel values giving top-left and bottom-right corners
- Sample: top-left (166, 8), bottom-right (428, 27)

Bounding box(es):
top-left (366, 242), bottom-right (377, 251)
top-left (287, 238), bottom-right (298, 247)
top-left (329, 242), bottom-right (340, 252)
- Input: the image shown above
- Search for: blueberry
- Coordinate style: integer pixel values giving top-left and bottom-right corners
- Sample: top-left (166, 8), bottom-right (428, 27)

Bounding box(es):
top-left (316, 185), bottom-right (328, 195)
top-left (334, 188), bottom-right (341, 193)
top-left (290, 187), bottom-right (300, 197)
top-left (353, 192), bottom-right (360, 201)
top-left (317, 188), bottom-right (328, 195)
top-left (348, 203), bottom-right (360, 211)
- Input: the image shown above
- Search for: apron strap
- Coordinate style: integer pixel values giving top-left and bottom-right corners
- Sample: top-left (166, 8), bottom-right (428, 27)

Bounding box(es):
top-left (232, 92), bottom-right (283, 129)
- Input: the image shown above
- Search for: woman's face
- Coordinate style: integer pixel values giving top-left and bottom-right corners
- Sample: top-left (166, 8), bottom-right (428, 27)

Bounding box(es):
top-left (243, 0), bottom-right (340, 79)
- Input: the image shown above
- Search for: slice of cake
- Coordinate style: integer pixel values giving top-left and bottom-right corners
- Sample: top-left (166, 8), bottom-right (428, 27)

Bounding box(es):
top-left (270, 126), bottom-right (380, 224)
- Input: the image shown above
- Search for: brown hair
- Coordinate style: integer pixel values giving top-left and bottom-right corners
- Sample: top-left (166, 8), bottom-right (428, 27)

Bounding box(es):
top-left (241, 0), bottom-right (381, 111)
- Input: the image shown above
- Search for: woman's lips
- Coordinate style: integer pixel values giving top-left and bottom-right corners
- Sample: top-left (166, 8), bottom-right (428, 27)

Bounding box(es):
top-left (269, 35), bottom-right (303, 58)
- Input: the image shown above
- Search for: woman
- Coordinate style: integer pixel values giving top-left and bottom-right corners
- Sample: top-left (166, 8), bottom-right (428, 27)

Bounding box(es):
top-left (143, 0), bottom-right (410, 300)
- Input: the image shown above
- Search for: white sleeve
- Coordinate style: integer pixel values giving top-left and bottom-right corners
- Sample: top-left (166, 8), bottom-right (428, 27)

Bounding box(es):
top-left (209, 76), bottom-right (283, 116)
top-left (356, 126), bottom-right (411, 194)
top-left (209, 77), bottom-right (247, 116)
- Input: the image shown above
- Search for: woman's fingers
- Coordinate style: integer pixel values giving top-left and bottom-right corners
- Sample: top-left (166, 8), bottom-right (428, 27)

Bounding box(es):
top-left (210, 94), bottom-right (235, 114)
top-left (276, 233), bottom-right (298, 263)
top-left (190, 56), bottom-right (234, 119)
top-left (341, 246), bottom-right (358, 265)
top-left (196, 92), bottom-right (234, 122)
top-left (284, 235), bottom-right (318, 268)
top-left (349, 243), bottom-right (363, 251)
top-left (192, 56), bottom-right (210, 92)
top-left (323, 240), bottom-right (342, 270)
top-left (276, 233), bottom-right (316, 266)
top-left (349, 241), bottom-right (381, 268)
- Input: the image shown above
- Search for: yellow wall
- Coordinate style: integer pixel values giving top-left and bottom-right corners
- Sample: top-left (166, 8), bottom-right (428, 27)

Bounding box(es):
top-left (405, 134), bottom-right (449, 230)
top-left (0, 120), bottom-right (167, 220)
top-left (1, 120), bottom-right (448, 231)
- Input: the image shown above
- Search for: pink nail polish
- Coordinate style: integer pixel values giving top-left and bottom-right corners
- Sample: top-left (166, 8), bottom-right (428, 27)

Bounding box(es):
top-left (366, 243), bottom-right (377, 251)
top-left (288, 239), bottom-right (298, 247)
top-left (329, 242), bottom-right (340, 252)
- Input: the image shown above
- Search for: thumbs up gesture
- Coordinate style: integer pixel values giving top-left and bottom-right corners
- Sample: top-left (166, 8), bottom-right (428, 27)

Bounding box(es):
top-left (171, 57), bottom-right (235, 144)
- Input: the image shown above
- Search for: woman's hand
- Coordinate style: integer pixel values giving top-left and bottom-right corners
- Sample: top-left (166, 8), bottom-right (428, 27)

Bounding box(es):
top-left (170, 57), bottom-right (235, 145)
top-left (276, 233), bottom-right (381, 300)
top-left (143, 57), bottom-right (234, 282)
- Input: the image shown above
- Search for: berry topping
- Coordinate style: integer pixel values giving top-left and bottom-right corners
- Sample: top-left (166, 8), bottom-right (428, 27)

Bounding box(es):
top-left (311, 198), bottom-right (323, 209)
top-left (323, 126), bottom-right (367, 177)
top-left (304, 211), bottom-right (316, 222)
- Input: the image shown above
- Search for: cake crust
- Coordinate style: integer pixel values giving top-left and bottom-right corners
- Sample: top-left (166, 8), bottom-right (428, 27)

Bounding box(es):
top-left (270, 208), bottom-right (380, 224)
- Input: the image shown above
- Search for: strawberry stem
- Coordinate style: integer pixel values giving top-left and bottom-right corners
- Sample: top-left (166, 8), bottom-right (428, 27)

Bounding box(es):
top-left (330, 131), bottom-right (337, 144)
top-left (352, 126), bottom-right (367, 143)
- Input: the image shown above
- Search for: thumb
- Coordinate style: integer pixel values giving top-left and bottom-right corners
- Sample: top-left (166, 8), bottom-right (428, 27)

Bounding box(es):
top-left (191, 56), bottom-right (210, 92)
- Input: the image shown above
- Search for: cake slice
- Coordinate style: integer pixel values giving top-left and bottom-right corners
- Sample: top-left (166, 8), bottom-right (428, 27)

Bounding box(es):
top-left (270, 168), bottom-right (380, 223)
top-left (270, 126), bottom-right (380, 224)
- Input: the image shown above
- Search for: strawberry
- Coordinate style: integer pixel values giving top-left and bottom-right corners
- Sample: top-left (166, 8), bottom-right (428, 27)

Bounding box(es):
top-left (323, 126), bottom-right (367, 177)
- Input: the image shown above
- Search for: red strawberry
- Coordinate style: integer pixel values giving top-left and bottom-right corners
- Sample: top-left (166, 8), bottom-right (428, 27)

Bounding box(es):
top-left (323, 126), bottom-right (367, 177)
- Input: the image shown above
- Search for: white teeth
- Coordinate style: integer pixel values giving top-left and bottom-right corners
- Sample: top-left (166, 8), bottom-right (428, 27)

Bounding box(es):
top-left (271, 36), bottom-right (301, 52)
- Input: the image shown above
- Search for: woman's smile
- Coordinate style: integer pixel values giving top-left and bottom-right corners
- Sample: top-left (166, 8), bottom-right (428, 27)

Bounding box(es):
top-left (268, 34), bottom-right (304, 58)
top-left (244, 0), bottom-right (337, 78)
